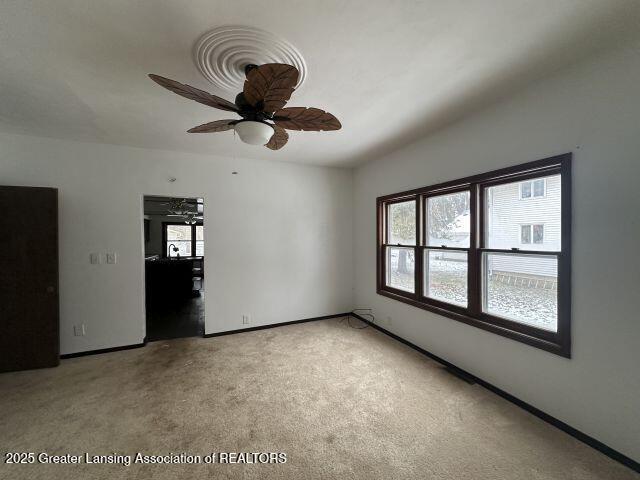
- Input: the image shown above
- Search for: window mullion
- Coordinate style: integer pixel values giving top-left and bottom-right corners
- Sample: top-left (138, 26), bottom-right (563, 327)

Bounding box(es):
top-left (468, 183), bottom-right (480, 316)
top-left (191, 224), bottom-right (195, 257)
top-left (415, 196), bottom-right (424, 299)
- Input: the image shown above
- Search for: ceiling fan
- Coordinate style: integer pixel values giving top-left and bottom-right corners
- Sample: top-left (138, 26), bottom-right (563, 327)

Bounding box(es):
top-left (166, 198), bottom-right (202, 224)
top-left (148, 63), bottom-right (341, 150)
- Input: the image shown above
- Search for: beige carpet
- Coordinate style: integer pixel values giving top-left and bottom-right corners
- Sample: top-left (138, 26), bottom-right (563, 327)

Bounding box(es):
top-left (0, 318), bottom-right (637, 480)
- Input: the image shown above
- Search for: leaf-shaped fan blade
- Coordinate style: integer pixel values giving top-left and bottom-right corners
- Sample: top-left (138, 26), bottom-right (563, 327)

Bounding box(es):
top-left (187, 120), bottom-right (237, 133)
top-left (265, 125), bottom-right (289, 150)
top-left (273, 107), bottom-right (341, 131)
top-left (243, 64), bottom-right (299, 113)
top-left (149, 74), bottom-right (238, 112)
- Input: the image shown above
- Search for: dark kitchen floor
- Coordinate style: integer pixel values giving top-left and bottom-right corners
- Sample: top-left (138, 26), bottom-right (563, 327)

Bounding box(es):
top-left (145, 290), bottom-right (204, 342)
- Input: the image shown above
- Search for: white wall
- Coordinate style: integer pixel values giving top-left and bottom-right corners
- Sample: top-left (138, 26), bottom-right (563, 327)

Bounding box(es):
top-left (0, 134), bottom-right (353, 354)
top-left (353, 42), bottom-right (640, 460)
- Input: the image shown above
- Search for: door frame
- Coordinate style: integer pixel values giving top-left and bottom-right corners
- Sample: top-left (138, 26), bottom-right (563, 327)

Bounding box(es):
top-left (139, 193), bottom-right (206, 341)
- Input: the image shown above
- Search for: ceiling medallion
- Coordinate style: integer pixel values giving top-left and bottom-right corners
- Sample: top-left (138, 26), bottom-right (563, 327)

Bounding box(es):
top-left (193, 25), bottom-right (307, 93)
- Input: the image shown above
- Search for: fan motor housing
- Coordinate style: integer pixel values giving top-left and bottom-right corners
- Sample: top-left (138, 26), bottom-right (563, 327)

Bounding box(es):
top-left (234, 92), bottom-right (271, 121)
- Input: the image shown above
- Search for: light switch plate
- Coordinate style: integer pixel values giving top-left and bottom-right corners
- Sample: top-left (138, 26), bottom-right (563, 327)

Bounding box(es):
top-left (106, 252), bottom-right (117, 264)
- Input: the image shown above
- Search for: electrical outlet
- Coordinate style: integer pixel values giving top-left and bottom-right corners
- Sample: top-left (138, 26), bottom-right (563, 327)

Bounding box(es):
top-left (74, 324), bottom-right (86, 336)
top-left (242, 314), bottom-right (251, 325)
top-left (106, 252), bottom-right (117, 264)
top-left (90, 253), bottom-right (101, 264)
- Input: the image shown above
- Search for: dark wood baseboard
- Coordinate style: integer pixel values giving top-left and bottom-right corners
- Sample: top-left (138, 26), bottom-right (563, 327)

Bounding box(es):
top-left (350, 313), bottom-right (639, 473)
top-left (59, 314), bottom-right (350, 359)
top-left (60, 341), bottom-right (147, 359)
top-left (203, 313), bottom-right (350, 338)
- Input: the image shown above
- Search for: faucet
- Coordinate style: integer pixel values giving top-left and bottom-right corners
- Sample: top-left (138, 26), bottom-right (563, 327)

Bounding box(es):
top-left (168, 243), bottom-right (180, 258)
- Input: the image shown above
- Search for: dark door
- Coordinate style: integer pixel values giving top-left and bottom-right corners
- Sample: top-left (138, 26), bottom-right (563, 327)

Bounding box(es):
top-left (0, 186), bottom-right (59, 372)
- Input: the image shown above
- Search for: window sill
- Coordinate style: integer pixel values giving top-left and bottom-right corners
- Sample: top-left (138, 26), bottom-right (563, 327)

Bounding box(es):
top-left (377, 288), bottom-right (570, 358)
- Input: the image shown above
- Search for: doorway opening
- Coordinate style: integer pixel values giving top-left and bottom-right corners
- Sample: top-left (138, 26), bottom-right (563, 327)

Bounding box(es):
top-left (143, 195), bottom-right (205, 341)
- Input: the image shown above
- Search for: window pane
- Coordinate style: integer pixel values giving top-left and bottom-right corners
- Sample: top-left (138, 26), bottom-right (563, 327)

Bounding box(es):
top-left (427, 191), bottom-right (470, 247)
top-left (195, 226), bottom-right (204, 256)
top-left (167, 240), bottom-right (191, 257)
top-left (483, 253), bottom-right (558, 332)
top-left (424, 250), bottom-right (467, 307)
top-left (167, 225), bottom-right (192, 241)
top-left (533, 179), bottom-right (545, 197)
top-left (521, 225), bottom-right (531, 244)
top-left (386, 247), bottom-right (415, 292)
top-left (388, 201), bottom-right (416, 245)
top-left (485, 174), bottom-right (560, 251)
top-left (533, 224), bottom-right (544, 243)
top-left (520, 182), bottom-right (532, 198)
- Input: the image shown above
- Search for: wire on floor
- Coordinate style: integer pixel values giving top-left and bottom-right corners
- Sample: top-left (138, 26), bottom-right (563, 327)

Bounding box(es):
top-left (339, 308), bottom-right (375, 329)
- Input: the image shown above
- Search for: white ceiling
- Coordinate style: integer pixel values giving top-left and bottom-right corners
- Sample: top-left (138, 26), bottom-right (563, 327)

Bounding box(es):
top-left (1, 1), bottom-right (638, 167)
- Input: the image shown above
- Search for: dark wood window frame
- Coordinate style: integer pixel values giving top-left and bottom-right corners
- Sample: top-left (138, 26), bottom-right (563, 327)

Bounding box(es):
top-left (376, 153), bottom-right (572, 357)
top-left (162, 222), bottom-right (204, 258)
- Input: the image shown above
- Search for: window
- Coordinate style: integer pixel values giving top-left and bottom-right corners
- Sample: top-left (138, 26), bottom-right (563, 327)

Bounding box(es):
top-left (533, 224), bottom-right (544, 243)
top-left (384, 200), bottom-right (416, 293)
top-left (165, 224), bottom-right (192, 257)
top-left (520, 224), bottom-right (544, 244)
top-left (424, 250), bottom-right (468, 307)
top-left (387, 247), bottom-right (415, 292)
top-left (483, 253), bottom-right (557, 331)
top-left (520, 178), bottom-right (545, 199)
top-left (424, 190), bottom-right (470, 307)
top-left (377, 154), bottom-right (571, 357)
top-left (195, 225), bottom-right (204, 256)
top-left (163, 223), bottom-right (204, 258)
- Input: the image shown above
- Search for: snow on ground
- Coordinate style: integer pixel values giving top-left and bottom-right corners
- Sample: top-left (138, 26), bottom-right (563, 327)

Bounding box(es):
top-left (486, 280), bottom-right (557, 331)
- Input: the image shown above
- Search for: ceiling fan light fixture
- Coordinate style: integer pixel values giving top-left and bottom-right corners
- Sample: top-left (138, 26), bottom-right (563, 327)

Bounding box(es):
top-left (149, 63), bottom-right (341, 151)
top-left (234, 120), bottom-right (274, 145)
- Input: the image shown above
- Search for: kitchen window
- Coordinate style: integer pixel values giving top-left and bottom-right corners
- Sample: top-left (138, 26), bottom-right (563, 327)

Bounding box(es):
top-left (163, 223), bottom-right (204, 258)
